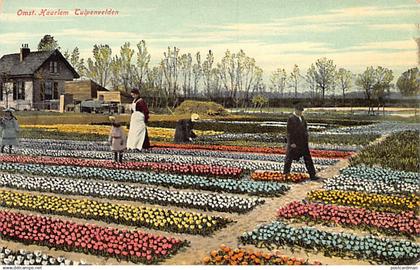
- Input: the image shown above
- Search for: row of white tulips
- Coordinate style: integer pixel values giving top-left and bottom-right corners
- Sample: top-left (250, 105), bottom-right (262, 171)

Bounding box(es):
top-left (0, 173), bottom-right (263, 213)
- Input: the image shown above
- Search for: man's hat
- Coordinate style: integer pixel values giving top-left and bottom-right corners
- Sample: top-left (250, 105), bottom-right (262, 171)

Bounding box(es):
top-left (294, 104), bottom-right (304, 111)
top-left (292, 101), bottom-right (304, 111)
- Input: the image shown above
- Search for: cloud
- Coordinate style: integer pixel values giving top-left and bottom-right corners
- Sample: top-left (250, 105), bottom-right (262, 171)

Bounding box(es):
top-left (57, 29), bottom-right (144, 41)
top-left (346, 39), bottom-right (417, 51)
top-left (191, 5), bottom-right (417, 40)
top-left (368, 23), bottom-right (417, 31)
top-left (0, 32), bottom-right (41, 45)
top-left (280, 5), bottom-right (418, 24)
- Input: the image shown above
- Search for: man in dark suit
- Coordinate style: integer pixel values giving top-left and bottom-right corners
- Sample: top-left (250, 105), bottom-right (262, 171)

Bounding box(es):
top-left (283, 104), bottom-right (319, 180)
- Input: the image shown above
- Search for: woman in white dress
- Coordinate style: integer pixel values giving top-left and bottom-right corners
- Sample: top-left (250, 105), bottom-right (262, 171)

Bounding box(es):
top-left (126, 88), bottom-right (150, 151)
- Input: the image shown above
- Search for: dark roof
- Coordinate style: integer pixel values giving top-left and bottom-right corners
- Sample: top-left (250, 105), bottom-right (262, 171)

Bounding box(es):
top-left (0, 49), bottom-right (79, 78)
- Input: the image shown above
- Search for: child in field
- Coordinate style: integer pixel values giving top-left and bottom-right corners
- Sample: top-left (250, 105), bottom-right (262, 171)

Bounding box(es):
top-left (108, 116), bottom-right (126, 162)
top-left (0, 108), bottom-right (19, 154)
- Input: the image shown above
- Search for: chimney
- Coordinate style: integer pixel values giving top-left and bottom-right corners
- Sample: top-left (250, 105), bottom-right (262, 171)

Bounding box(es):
top-left (20, 43), bottom-right (30, 62)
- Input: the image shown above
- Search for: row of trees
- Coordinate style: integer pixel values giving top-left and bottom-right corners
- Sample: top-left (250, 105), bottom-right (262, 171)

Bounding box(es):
top-left (37, 35), bottom-right (419, 108)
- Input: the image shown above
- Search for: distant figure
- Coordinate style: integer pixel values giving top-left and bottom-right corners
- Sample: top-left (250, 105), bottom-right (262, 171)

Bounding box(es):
top-left (126, 88), bottom-right (150, 151)
top-left (283, 104), bottom-right (319, 180)
top-left (0, 108), bottom-right (19, 154)
top-left (108, 116), bottom-right (126, 163)
top-left (174, 113), bottom-right (200, 143)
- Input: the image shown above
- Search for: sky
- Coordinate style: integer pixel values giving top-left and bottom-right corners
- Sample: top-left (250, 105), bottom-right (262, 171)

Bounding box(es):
top-left (0, 0), bottom-right (418, 82)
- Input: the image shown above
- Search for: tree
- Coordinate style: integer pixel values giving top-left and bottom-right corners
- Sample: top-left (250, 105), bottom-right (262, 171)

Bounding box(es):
top-left (192, 52), bottom-right (202, 97)
top-left (270, 68), bottom-right (287, 97)
top-left (217, 49), bottom-right (261, 106)
top-left (336, 68), bottom-right (353, 103)
top-left (110, 55), bottom-right (122, 91)
top-left (305, 64), bottom-right (317, 98)
top-left (38, 34), bottom-right (60, 51)
top-left (66, 47), bottom-right (86, 77)
top-left (218, 50), bottom-right (237, 102)
top-left (86, 44), bottom-right (113, 88)
top-left (356, 66), bottom-right (393, 115)
top-left (288, 64), bottom-right (301, 98)
top-left (202, 50), bottom-right (215, 99)
top-left (179, 53), bottom-right (193, 97)
top-left (397, 67), bottom-right (420, 97)
top-left (161, 47), bottom-right (180, 102)
top-left (237, 52), bottom-right (262, 106)
top-left (134, 40), bottom-right (151, 88)
top-left (119, 42), bottom-right (135, 92)
top-left (397, 67), bottom-right (420, 115)
top-left (312, 57), bottom-right (336, 100)
top-left (355, 66), bottom-right (376, 114)
top-left (372, 66), bottom-right (393, 103)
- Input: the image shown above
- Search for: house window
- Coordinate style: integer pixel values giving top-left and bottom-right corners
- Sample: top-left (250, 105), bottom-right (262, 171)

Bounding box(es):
top-left (44, 81), bottom-right (52, 100)
top-left (12, 81), bottom-right (25, 100)
top-left (49, 61), bottom-right (58, 73)
top-left (53, 82), bottom-right (59, 99)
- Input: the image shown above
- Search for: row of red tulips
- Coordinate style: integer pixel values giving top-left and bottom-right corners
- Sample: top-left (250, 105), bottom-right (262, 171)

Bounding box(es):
top-left (0, 210), bottom-right (187, 264)
top-left (251, 171), bottom-right (309, 183)
top-left (277, 201), bottom-right (420, 236)
top-left (151, 142), bottom-right (354, 158)
top-left (0, 155), bottom-right (243, 178)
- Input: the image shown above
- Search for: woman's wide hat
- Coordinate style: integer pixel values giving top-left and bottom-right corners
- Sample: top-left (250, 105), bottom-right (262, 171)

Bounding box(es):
top-left (3, 108), bottom-right (15, 113)
top-left (191, 113), bottom-right (200, 122)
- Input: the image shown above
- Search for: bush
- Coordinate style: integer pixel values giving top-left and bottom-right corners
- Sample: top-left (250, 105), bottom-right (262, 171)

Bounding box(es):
top-left (174, 100), bottom-right (228, 116)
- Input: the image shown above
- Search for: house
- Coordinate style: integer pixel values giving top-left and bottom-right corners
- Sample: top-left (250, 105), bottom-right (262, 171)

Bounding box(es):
top-left (0, 44), bottom-right (79, 110)
top-left (64, 79), bottom-right (109, 102)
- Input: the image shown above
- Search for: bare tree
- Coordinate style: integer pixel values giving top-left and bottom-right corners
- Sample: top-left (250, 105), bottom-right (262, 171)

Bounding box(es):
top-left (373, 66), bottom-right (393, 113)
top-left (270, 68), bottom-right (287, 97)
top-left (288, 64), bottom-right (301, 98)
top-left (397, 67), bottom-right (420, 115)
top-left (119, 42), bottom-right (135, 92)
top-left (202, 50), bottom-right (215, 98)
top-left (161, 47), bottom-right (180, 102)
top-left (356, 66), bottom-right (393, 115)
top-left (306, 64), bottom-right (317, 98)
top-left (336, 68), bottom-right (353, 103)
top-left (218, 50), bottom-right (237, 102)
top-left (312, 57), bottom-right (337, 100)
top-left (134, 40), bottom-right (151, 88)
top-left (240, 55), bottom-right (262, 106)
top-left (110, 55), bottom-right (122, 91)
top-left (192, 52), bottom-right (202, 97)
top-left (179, 53), bottom-right (193, 97)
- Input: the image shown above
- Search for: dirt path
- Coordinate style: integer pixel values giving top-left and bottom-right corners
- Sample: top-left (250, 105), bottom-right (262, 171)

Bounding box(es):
top-left (164, 158), bottom-right (362, 265)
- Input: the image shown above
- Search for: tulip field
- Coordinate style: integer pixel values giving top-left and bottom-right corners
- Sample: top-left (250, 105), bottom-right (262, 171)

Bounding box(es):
top-left (0, 118), bottom-right (419, 266)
